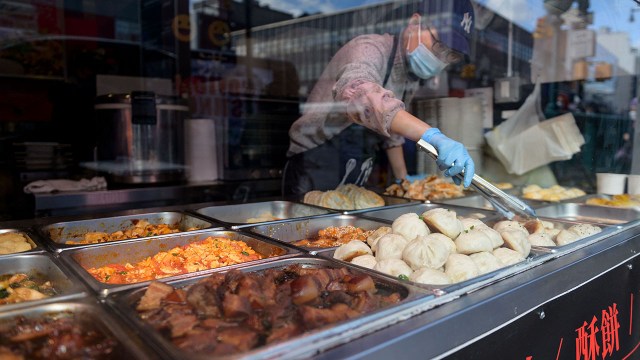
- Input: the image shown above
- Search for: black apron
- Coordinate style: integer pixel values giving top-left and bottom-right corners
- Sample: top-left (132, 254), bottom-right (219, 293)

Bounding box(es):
top-left (283, 35), bottom-right (399, 196)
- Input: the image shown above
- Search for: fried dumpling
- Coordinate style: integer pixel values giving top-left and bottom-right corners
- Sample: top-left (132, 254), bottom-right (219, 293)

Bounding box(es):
top-left (500, 229), bottom-right (531, 257)
top-left (567, 224), bottom-right (602, 238)
top-left (492, 247), bottom-right (525, 266)
top-left (528, 232), bottom-right (556, 247)
top-left (555, 229), bottom-right (580, 246)
top-left (320, 190), bottom-right (352, 210)
top-left (353, 188), bottom-right (385, 209)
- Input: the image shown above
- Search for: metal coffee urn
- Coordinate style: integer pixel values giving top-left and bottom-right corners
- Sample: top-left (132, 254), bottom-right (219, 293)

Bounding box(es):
top-left (91, 91), bottom-right (189, 184)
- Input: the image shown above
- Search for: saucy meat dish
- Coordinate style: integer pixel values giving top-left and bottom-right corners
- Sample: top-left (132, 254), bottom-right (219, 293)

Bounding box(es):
top-left (136, 265), bottom-right (402, 357)
top-left (0, 312), bottom-right (118, 359)
top-left (87, 237), bottom-right (263, 284)
top-left (292, 226), bottom-right (373, 248)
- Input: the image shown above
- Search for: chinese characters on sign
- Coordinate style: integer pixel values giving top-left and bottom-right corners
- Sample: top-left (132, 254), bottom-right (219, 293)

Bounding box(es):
top-left (575, 303), bottom-right (620, 360)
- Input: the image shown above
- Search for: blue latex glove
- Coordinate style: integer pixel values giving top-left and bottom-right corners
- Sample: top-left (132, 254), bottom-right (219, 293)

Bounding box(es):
top-left (421, 128), bottom-right (475, 188)
top-left (405, 174), bottom-right (427, 182)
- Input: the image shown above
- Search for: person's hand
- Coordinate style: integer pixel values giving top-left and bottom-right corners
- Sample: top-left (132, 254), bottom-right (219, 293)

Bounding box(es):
top-left (405, 174), bottom-right (427, 182)
top-left (421, 128), bottom-right (475, 188)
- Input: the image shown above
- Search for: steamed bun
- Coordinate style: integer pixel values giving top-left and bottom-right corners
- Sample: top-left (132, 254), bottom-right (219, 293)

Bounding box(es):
top-left (422, 208), bottom-right (463, 239)
top-left (402, 235), bottom-right (450, 270)
top-left (375, 234), bottom-right (408, 261)
top-left (333, 240), bottom-right (372, 262)
top-left (392, 213), bottom-right (430, 241)
top-left (374, 258), bottom-right (412, 278)
top-left (444, 253), bottom-right (479, 283)
top-left (409, 268), bottom-right (451, 285)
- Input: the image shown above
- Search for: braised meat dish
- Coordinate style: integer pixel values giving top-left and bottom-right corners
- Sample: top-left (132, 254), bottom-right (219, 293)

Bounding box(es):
top-left (136, 265), bottom-right (402, 357)
top-left (0, 312), bottom-right (119, 359)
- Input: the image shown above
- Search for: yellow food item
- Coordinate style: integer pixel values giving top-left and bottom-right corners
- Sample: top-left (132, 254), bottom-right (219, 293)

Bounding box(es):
top-left (0, 232), bottom-right (33, 255)
top-left (87, 236), bottom-right (263, 284)
top-left (585, 194), bottom-right (640, 208)
top-left (522, 184), bottom-right (585, 202)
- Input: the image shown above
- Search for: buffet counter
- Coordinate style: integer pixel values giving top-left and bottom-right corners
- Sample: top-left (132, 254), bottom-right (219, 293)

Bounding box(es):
top-left (0, 192), bottom-right (638, 359)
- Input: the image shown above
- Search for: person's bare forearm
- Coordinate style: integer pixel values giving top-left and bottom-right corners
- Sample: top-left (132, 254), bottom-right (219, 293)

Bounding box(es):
top-left (386, 146), bottom-right (407, 180)
top-left (389, 109), bottom-right (431, 141)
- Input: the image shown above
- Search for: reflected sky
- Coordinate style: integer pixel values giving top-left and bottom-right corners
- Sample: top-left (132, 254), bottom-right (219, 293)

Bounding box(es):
top-left (257, 0), bottom-right (640, 47)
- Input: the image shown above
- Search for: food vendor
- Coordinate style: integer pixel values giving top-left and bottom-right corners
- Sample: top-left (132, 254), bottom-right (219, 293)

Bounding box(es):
top-left (283, 0), bottom-right (476, 196)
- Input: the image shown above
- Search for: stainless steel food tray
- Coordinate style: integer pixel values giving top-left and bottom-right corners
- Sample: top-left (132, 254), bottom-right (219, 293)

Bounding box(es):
top-left (41, 211), bottom-right (218, 251)
top-left (0, 254), bottom-right (88, 312)
top-left (194, 200), bottom-right (335, 228)
top-left (0, 300), bottom-right (156, 359)
top-left (107, 255), bottom-right (435, 360)
top-left (357, 203), bottom-right (497, 223)
top-left (246, 214), bottom-right (391, 252)
top-left (60, 229), bottom-right (299, 297)
top-left (0, 228), bottom-right (45, 258)
top-left (533, 203), bottom-right (639, 225)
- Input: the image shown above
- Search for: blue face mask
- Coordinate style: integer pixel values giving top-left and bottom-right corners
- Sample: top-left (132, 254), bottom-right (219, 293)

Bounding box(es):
top-left (406, 16), bottom-right (448, 79)
top-left (407, 43), bottom-right (447, 79)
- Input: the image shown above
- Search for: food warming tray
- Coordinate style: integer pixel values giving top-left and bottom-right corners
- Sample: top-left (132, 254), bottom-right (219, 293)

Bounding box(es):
top-left (532, 203), bottom-right (639, 225)
top-left (41, 211), bottom-right (218, 251)
top-left (60, 229), bottom-right (298, 297)
top-left (0, 300), bottom-right (156, 359)
top-left (356, 203), bottom-right (497, 223)
top-left (0, 254), bottom-right (88, 312)
top-left (194, 200), bottom-right (335, 228)
top-left (0, 228), bottom-right (45, 258)
top-left (245, 214), bottom-right (391, 252)
top-left (107, 256), bottom-right (435, 360)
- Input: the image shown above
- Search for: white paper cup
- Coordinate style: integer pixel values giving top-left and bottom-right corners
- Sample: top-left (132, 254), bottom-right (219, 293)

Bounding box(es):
top-left (627, 175), bottom-right (640, 195)
top-left (596, 173), bottom-right (627, 195)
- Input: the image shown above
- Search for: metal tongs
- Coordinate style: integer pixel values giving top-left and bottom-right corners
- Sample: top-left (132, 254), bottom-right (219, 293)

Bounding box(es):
top-left (417, 139), bottom-right (538, 220)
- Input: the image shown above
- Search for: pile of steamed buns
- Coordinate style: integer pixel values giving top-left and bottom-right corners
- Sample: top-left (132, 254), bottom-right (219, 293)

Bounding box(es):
top-left (333, 208), bottom-right (602, 286)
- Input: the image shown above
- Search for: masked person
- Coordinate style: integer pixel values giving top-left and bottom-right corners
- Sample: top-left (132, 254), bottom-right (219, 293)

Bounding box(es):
top-left (283, 0), bottom-right (476, 196)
